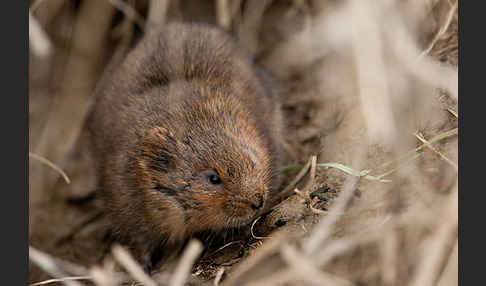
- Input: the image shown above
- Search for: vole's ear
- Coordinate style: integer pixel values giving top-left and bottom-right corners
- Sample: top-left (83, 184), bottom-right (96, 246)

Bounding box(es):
top-left (138, 127), bottom-right (178, 173)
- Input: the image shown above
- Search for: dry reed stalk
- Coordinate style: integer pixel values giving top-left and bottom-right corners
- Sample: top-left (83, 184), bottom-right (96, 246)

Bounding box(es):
top-left (32, 0), bottom-right (115, 197)
top-left (436, 239), bottom-right (458, 286)
top-left (112, 245), bottom-right (157, 286)
top-left (169, 239), bottom-right (203, 286)
top-left (221, 233), bottom-right (287, 285)
top-left (29, 246), bottom-right (83, 286)
top-left (280, 244), bottom-right (354, 286)
top-left (414, 132), bottom-right (458, 170)
top-left (303, 175), bottom-right (360, 255)
top-left (29, 11), bottom-right (52, 58)
top-left (382, 3), bottom-right (458, 99)
top-left (108, 0), bottom-right (146, 31)
top-left (90, 266), bottom-right (116, 286)
top-left (380, 228), bottom-right (399, 285)
top-left (30, 0), bottom-right (65, 27)
top-left (213, 268), bottom-right (225, 286)
top-left (408, 183), bottom-right (457, 286)
top-left (237, 0), bottom-right (273, 54)
top-left (216, 0), bottom-right (231, 30)
top-left (29, 152), bottom-right (70, 184)
top-left (30, 276), bottom-right (91, 286)
top-left (147, 0), bottom-right (170, 29)
top-left (349, 0), bottom-right (397, 146)
top-left (273, 157), bottom-right (312, 203)
top-left (420, 0), bottom-right (458, 57)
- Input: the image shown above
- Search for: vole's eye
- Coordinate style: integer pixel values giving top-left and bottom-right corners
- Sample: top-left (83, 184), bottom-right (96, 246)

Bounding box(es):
top-left (201, 169), bottom-right (222, 185)
top-left (209, 174), bottom-right (222, 185)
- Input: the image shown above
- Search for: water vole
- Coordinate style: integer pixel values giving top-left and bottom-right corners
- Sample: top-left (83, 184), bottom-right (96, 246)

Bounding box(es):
top-left (88, 23), bottom-right (284, 270)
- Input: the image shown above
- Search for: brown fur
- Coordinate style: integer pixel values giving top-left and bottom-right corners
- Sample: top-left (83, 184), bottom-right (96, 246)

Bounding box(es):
top-left (87, 23), bottom-right (284, 270)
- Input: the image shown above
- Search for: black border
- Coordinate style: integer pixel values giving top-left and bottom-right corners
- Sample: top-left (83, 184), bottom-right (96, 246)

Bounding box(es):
top-left (458, 1), bottom-right (480, 285)
top-left (2, 0), bottom-right (28, 284)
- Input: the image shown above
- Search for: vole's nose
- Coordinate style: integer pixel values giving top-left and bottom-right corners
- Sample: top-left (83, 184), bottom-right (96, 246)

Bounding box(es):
top-left (250, 193), bottom-right (264, 210)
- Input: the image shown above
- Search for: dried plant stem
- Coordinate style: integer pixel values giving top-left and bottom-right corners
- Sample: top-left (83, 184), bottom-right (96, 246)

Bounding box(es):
top-left (216, 0), bottom-right (231, 30)
top-left (385, 5), bottom-right (458, 99)
top-left (112, 245), bottom-right (157, 286)
top-left (349, 0), bottom-right (397, 145)
top-left (170, 239), bottom-right (204, 286)
top-left (414, 132), bottom-right (458, 170)
top-left (30, 0), bottom-right (64, 27)
top-left (251, 215), bottom-right (269, 240)
top-left (214, 268), bottom-right (226, 286)
top-left (408, 184), bottom-right (457, 286)
top-left (303, 155), bottom-right (317, 195)
top-left (273, 157), bottom-right (312, 204)
top-left (32, 0), bottom-right (115, 196)
top-left (30, 276), bottom-right (91, 286)
top-left (29, 246), bottom-right (83, 286)
top-left (237, 0), bottom-right (273, 54)
top-left (280, 244), bottom-right (354, 286)
top-left (147, 0), bottom-right (170, 29)
top-left (90, 266), bottom-right (116, 286)
top-left (29, 152), bottom-right (70, 184)
top-left (29, 11), bottom-right (52, 58)
top-left (436, 239), bottom-right (458, 286)
top-left (380, 229), bottom-right (399, 285)
top-left (108, 0), bottom-right (146, 31)
top-left (420, 1), bottom-right (458, 57)
top-left (303, 175), bottom-right (359, 255)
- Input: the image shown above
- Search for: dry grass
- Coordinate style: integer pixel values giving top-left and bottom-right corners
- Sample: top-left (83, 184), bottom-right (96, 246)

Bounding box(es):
top-left (29, 0), bottom-right (458, 285)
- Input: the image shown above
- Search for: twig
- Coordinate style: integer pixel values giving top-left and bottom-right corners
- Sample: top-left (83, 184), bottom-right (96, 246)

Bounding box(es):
top-left (29, 247), bottom-right (83, 286)
top-left (380, 228), bottom-right (399, 285)
top-left (169, 239), bottom-right (203, 286)
top-left (414, 132), bottom-right (458, 170)
top-left (29, 11), bottom-right (52, 58)
top-left (207, 241), bottom-right (243, 257)
top-left (30, 0), bottom-right (65, 27)
top-left (32, 0), bottom-right (115, 196)
top-left (216, 0), bottom-right (231, 30)
top-left (29, 152), bottom-right (71, 184)
top-left (436, 239), bottom-right (458, 286)
top-left (378, 128), bottom-right (458, 170)
top-left (214, 268), bottom-right (226, 286)
top-left (386, 3), bottom-right (458, 99)
top-left (349, 0), bottom-right (397, 146)
top-left (273, 157), bottom-right (312, 204)
top-left (420, 1), bottom-right (458, 58)
top-left (302, 155), bottom-right (317, 198)
top-left (280, 244), bottom-right (354, 286)
top-left (108, 0), bottom-right (146, 31)
top-left (303, 175), bottom-right (360, 255)
top-left (30, 276), bottom-right (91, 286)
top-left (447, 108), bottom-right (458, 118)
top-left (30, 0), bottom-right (47, 12)
top-left (310, 204), bottom-right (328, 215)
top-left (112, 245), bottom-right (157, 286)
top-left (408, 183), bottom-right (458, 286)
top-left (90, 266), bottom-right (116, 286)
top-left (250, 215), bottom-right (269, 240)
top-left (221, 233), bottom-right (287, 285)
top-left (237, 0), bottom-right (273, 54)
top-left (147, 0), bottom-right (170, 29)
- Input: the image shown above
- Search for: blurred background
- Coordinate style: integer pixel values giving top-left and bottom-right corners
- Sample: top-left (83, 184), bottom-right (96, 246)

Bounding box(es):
top-left (29, 0), bottom-right (458, 285)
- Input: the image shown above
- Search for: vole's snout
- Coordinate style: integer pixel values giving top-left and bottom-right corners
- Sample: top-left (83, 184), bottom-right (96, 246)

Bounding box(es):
top-left (250, 193), bottom-right (264, 210)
